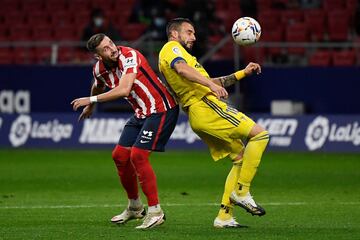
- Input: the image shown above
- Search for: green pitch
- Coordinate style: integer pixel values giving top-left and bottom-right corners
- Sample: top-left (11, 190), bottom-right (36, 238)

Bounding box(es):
top-left (0, 150), bottom-right (359, 240)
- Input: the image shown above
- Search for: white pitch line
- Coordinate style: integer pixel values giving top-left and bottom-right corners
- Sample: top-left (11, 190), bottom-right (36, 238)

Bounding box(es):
top-left (0, 202), bottom-right (359, 210)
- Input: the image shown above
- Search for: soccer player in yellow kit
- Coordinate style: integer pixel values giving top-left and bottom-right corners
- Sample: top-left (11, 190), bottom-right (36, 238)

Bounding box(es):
top-left (159, 18), bottom-right (269, 228)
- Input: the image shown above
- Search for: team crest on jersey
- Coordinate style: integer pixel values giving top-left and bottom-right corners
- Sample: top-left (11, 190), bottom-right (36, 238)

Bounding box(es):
top-left (172, 47), bottom-right (182, 56)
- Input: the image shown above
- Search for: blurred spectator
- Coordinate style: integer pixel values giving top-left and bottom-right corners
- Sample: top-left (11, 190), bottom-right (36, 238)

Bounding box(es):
top-left (81, 9), bottom-right (121, 43)
top-left (146, 7), bottom-right (168, 41)
top-left (177, 0), bottom-right (220, 57)
top-left (130, 0), bottom-right (177, 41)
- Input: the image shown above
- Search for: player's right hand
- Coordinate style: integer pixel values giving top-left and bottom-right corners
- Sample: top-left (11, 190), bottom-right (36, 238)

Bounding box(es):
top-left (210, 83), bottom-right (228, 99)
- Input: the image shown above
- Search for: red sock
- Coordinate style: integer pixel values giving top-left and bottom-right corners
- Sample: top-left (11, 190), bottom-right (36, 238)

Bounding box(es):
top-left (130, 147), bottom-right (159, 206)
top-left (112, 145), bottom-right (138, 200)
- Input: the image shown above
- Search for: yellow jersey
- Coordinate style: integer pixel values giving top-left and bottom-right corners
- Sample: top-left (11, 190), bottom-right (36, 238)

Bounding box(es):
top-left (159, 41), bottom-right (212, 108)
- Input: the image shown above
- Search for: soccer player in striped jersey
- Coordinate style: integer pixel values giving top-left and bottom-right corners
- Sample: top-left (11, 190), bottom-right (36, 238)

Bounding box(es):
top-left (71, 33), bottom-right (179, 229)
top-left (159, 18), bottom-right (269, 228)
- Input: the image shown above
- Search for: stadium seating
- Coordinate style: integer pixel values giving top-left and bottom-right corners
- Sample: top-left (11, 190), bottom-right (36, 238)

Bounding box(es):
top-left (0, 0), bottom-right (359, 65)
top-left (332, 49), bottom-right (356, 66)
top-left (304, 9), bottom-right (326, 41)
top-left (308, 50), bottom-right (332, 66)
top-left (285, 23), bottom-right (309, 55)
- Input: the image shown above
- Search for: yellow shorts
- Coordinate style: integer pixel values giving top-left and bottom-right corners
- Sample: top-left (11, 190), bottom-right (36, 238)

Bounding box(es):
top-left (188, 94), bottom-right (256, 161)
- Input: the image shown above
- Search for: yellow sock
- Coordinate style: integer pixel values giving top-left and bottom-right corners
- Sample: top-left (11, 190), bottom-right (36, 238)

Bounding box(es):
top-left (217, 204), bottom-right (234, 221)
top-left (237, 131), bottom-right (269, 196)
top-left (217, 159), bottom-right (242, 220)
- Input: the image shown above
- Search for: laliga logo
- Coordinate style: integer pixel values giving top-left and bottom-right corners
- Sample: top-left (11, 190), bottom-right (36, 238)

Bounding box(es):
top-left (9, 115), bottom-right (73, 147)
top-left (9, 115), bottom-right (32, 147)
top-left (305, 116), bottom-right (329, 150)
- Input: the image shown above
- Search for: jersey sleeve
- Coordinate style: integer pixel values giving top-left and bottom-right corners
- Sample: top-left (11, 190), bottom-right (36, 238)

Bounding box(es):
top-left (121, 50), bottom-right (139, 74)
top-left (92, 66), bottom-right (105, 88)
top-left (162, 42), bottom-right (187, 69)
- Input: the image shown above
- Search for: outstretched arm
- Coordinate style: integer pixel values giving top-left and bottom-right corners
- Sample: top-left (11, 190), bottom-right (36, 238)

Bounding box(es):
top-left (71, 73), bottom-right (136, 111)
top-left (211, 62), bottom-right (262, 87)
top-left (173, 60), bottom-right (228, 99)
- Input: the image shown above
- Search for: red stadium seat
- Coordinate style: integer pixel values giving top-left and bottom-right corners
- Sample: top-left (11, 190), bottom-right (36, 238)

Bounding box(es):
top-left (332, 50), bottom-right (356, 66)
top-left (240, 46), bottom-right (265, 64)
top-left (8, 26), bottom-right (32, 41)
top-left (256, 0), bottom-right (272, 11)
top-left (257, 10), bottom-right (281, 32)
top-left (34, 47), bottom-right (52, 64)
top-left (0, 48), bottom-right (13, 64)
top-left (68, 0), bottom-right (91, 12)
top-left (109, 9), bottom-right (132, 27)
top-left (21, 0), bottom-right (45, 12)
top-left (285, 23), bottom-right (309, 55)
top-left (211, 43), bottom-right (234, 60)
top-left (281, 10), bottom-right (304, 24)
top-left (44, 0), bottom-right (68, 12)
top-left (50, 11), bottom-right (74, 27)
top-left (91, 0), bottom-right (114, 11)
top-left (120, 23), bottom-right (147, 41)
top-left (304, 9), bottom-right (326, 41)
top-left (74, 49), bottom-right (94, 63)
top-left (308, 50), bottom-right (332, 66)
top-left (327, 10), bottom-right (350, 41)
top-left (323, 0), bottom-right (345, 10)
top-left (262, 25), bottom-right (284, 56)
top-left (3, 13), bottom-right (26, 26)
top-left (13, 47), bottom-right (35, 64)
top-left (1, 0), bottom-right (21, 12)
top-left (32, 26), bottom-right (54, 41)
top-left (346, 0), bottom-right (358, 10)
top-left (72, 10), bottom-right (91, 29)
top-left (57, 47), bottom-right (75, 64)
top-left (26, 12), bottom-right (51, 27)
top-left (0, 26), bottom-right (9, 41)
top-left (53, 26), bottom-right (77, 41)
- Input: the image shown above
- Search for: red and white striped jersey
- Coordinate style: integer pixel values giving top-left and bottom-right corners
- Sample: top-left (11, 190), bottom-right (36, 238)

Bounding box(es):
top-left (92, 46), bottom-right (177, 118)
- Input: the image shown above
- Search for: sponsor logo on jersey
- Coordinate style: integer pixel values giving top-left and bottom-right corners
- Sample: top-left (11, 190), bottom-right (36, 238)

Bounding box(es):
top-left (123, 57), bottom-right (137, 69)
top-left (140, 130), bottom-right (153, 143)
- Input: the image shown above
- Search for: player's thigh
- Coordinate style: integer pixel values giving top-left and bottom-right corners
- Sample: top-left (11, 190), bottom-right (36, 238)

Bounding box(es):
top-left (118, 116), bottom-right (143, 147)
top-left (189, 96), bottom-right (256, 141)
top-left (133, 106), bottom-right (179, 151)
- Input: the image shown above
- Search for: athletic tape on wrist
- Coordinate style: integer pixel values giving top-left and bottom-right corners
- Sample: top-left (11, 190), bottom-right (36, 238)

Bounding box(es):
top-left (89, 96), bottom-right (98, 103)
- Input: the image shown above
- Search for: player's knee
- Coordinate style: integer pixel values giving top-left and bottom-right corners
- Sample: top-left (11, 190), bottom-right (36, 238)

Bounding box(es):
top-left (248, 124), bottom-right (266, 138)
top-left (130, 147), bottom-right (150, 165)
top-left (112, 145), bottom-right (130, 165)
top-left (250, 130), bottom-right (270, 146)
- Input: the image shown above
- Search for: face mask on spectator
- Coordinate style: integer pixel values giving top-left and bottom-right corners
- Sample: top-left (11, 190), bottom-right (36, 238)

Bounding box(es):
top-left (94, 17), bottom-right (104, 27)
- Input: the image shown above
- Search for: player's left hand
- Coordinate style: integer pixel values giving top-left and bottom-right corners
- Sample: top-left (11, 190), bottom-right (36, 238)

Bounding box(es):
top-left (71, 97), bottom-right (91, 111)
top-left (244, 62), bottom-right (261, 76)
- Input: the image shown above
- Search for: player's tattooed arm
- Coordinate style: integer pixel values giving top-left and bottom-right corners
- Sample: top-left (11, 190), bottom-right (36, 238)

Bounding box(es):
top-left (211, 74), bottom-right (237, 88)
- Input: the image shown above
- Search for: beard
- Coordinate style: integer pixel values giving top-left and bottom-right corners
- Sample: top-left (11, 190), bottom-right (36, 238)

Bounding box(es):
top-left (180, 40), bottom-right (193, 52)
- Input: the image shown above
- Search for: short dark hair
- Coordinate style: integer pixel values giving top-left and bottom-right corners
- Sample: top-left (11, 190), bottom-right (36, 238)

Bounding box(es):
top-left (86, 33), bottom-right (106, 53)
top-left (166, 18), bottom-right (194, 38)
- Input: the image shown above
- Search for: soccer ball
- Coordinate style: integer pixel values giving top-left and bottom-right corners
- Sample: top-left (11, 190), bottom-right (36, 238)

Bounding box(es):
top-left (231, 17), bottom-right (261, 46)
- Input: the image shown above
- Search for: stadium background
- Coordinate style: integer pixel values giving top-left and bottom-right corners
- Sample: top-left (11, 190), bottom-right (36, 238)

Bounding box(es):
top-left (1, 0), bottom-right (360, 239)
